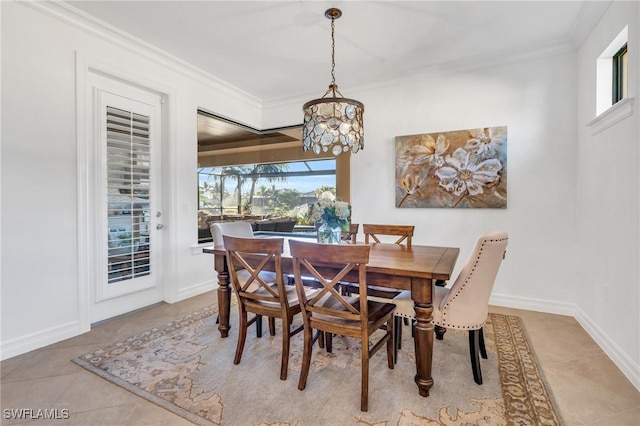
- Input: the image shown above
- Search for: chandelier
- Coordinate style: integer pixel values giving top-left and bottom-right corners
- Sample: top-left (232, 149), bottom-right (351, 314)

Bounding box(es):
top-left (302, 8), bottom-right (364, 156)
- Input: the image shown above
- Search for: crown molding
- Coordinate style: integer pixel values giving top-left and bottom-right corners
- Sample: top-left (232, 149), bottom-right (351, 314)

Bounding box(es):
top-left (567, 0), bottom-right (612, 49)
top-left (264, 37), bottom-right (577, 110)
top-left (16, 0), bottom-right (262, 108)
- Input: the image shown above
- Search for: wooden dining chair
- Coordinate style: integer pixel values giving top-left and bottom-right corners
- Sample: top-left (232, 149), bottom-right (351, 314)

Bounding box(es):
top-left (289, 240), bottom-right (396, 412)
top-left (358, 224), bottom-right (416, 354)
top-left (346, 224), bottom-right (415, 300)
top-left (363, 224), bottom-right (414, 247)
top-left (341, 223), bottom-right (359, 243)
top-left (224, 235), bottom-right (317, 380)
top-left (289, 223), bottom-right (359, 287)
top-left (392, 231), bottom-right (508, 384)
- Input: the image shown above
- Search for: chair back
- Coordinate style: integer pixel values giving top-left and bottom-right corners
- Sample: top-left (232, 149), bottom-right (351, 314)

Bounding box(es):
top-left (211, 221), bottom-right (254, 246)
top-left (341, 223), bottom-right (359, 243)
top-left (363, 224), bottom-right (414, 247)
top-left (223, 235), bottom-right (288, 310)
top-left (438, 231), bottom-right (508, 329)
top-left (289, 240), bottom-right (371, 330)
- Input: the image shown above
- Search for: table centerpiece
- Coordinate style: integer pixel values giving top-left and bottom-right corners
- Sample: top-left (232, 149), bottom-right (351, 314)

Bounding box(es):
top-left (309, 193), bottom-right (351, 244)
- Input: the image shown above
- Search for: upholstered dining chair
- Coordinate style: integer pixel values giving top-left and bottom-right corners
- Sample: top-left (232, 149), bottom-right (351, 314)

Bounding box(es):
top-left (289, 240), bottom-right (396, 412)
top-left (392, 230), bottom-right (508, 385)
top-left (211, 221), bottom-right (254, 246)
top-left (223, 235), bottom-right (317, 380)
top-left (211, 221), bottom-right (277, 337)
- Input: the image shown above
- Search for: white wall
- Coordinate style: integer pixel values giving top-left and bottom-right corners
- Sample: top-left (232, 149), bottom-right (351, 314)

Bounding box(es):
top-left (1, 1), bottom-right (261, 357)
top-left (576, 0), bottom-right (639, 388)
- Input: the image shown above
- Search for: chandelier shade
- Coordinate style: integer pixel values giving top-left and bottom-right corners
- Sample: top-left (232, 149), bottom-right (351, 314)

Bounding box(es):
top-left (302, 8), bottom-right (364, 156)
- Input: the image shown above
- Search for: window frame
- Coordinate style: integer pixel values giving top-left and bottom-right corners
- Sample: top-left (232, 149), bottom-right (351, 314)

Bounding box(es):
top-left (612, 43), bottom-right (628, 104)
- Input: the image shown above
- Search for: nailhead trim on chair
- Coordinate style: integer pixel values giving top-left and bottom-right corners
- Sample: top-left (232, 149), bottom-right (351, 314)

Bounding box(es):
top-left (438, 236), bottom-right (508, 330)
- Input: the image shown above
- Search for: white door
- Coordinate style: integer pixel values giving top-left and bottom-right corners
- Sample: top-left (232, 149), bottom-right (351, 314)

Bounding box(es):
top-left (88, 75), bottom-right (164, 323)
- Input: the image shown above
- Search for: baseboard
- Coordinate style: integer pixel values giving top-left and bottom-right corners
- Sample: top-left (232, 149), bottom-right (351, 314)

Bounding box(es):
top-left (574, 305), bottom-right (640, 392)
top-left (489, 293), bottom-right (577, 316)
top-left (491, 292), bottom-right (640, 392)
top-left (0, 320), bottom-right (89, 361)
top-left (174, 279), bottom-right (217, 302)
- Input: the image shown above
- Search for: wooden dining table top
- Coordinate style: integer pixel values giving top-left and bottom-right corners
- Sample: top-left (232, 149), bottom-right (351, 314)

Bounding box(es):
top-left (203, 238), bottom-right (459, 283)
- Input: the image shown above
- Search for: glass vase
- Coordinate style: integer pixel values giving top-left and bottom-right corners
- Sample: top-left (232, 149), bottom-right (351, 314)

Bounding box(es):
top-left (317, 222), bottom-right (342, 244)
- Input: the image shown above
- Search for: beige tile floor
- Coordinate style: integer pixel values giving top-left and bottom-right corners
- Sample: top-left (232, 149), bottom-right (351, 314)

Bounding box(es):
top-left (1, 292), bottom-right (638, 425)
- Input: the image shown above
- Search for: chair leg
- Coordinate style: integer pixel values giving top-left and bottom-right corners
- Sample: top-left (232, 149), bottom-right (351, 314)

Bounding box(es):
top-left (361, 338), bottom-right (370, 412)
top-left (393, 316), bottom-right (401, 363)
top-left (269, 317), bottom-right (276, 336)
top-left (435, 324), bottom-right (447, 340)
top-left (234, 309), bottom-right (248, 365)
top-left (387, 317), bottom-right (395, 369)
top-left (479, 327), bottom-right (487, 359)
top-left (326, 333), bottom-right (333, 353)
top-left (280, 319), bottom-right (290, 381)
top-left (469, 329), bottom-right (483, 385)
top-left (298, 327), bottom-right (313, 391)
top-left (255, 315), bottom-right (262, 338)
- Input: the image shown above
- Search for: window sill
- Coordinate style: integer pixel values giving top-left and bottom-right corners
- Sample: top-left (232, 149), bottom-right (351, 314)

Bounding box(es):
top-left (587, 97), bottom-right (634, 135)
top-left (191, 243), bottom-right (213, 255)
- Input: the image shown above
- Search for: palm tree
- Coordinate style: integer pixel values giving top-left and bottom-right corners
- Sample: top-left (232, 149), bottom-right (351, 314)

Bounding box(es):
top-left (198, 181), bottom-right (219, 207)
top-left (220, 166), bottom-right (247, 215)
top-left (247, 163), bottom-right (290, 210)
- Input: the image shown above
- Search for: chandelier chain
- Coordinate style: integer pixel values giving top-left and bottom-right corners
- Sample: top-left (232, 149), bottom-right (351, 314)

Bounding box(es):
top-left (330, 16), bottom-right (336, 88)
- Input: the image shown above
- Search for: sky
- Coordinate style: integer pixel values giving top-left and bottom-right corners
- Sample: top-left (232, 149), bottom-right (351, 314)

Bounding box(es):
top-left (199, 159), bottom-right (336, 196)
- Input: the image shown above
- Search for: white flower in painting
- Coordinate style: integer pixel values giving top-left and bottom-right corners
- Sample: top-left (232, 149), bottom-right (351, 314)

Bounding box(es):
top-left (465, 127), bottom-right (505, 157)
top-left (408, 134), bottom-right (449, 167)
top-left (435, 148), bottom-right (502, 196)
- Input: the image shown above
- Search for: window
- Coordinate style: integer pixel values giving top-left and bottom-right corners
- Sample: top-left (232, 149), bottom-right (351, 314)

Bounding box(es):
top-left (596, 26), bottom-right (628, 116)
top-left (196, 110), bottom-right (350, 244)
top-left (612, 43), bottom-right (628, 104)
top-left (197, 159), bottom-right (337, 242)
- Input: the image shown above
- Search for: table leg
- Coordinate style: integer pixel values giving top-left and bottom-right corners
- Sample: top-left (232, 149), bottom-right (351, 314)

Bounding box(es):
top-left (217, 270), bottom-right (231, 338)
top-left (412, 277), bottom-right (434, 397)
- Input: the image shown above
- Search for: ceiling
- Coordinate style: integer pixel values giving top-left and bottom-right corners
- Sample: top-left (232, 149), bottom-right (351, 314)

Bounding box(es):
top-left (66, 1), bottom-right (601, 104)
top-left (197, 110), bottom-right (301, 155)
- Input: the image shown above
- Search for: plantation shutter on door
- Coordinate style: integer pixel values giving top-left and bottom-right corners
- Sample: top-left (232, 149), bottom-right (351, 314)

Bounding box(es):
top-left (106, 106), bottom-right (152, 283)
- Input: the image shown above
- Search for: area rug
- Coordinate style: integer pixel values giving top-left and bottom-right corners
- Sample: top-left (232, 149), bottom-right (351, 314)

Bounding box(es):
top-left (73, 305), bottom-right (561, 426)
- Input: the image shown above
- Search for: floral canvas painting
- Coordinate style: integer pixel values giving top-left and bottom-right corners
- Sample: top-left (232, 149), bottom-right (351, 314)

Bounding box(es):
top-left (396, 126), bottom-right (507, 208)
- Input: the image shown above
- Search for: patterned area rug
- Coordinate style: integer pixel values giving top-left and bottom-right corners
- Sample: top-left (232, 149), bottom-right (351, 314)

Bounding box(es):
top-left (73, 305), bottom-right (561, 426)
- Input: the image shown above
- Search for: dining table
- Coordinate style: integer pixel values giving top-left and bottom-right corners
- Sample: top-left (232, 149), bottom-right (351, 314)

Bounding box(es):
top-left (203, 237), bottom-right (459, 397)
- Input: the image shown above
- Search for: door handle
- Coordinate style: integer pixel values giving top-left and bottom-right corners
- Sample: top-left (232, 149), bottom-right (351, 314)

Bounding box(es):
top-left (156, 224), bottom-right (163, 230)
